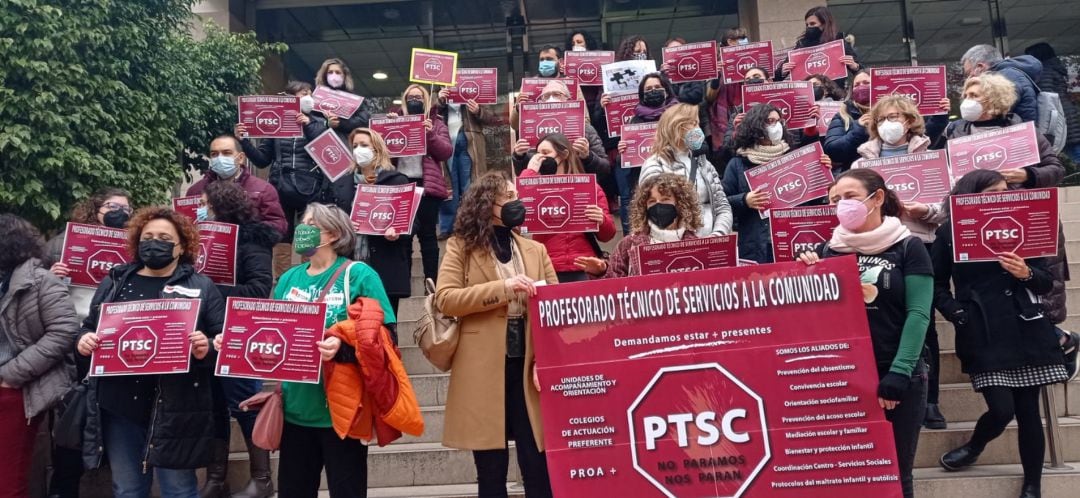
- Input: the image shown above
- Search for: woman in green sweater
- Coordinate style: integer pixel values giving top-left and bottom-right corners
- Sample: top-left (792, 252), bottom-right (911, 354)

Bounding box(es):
top-left (798, 168), bottom-right (931, 498)
top-left (271, 202), bottom-right (395, 498)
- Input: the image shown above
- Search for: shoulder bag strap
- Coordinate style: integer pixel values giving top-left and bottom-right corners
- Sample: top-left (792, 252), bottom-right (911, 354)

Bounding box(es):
top-left (316, 262), bottom-right (350, 303)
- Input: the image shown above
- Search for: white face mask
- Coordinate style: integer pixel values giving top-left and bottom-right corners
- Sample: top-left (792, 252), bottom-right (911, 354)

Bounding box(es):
top-left (299, 95), bottom-right (314, 114)
top-left (571, 45), bottom-right (587, 52)
top-left (960, 98), bottom-right (984, 121)
top-left (878, 120), bottom-right (906, 145)
top-left (353, 146), bottom-right (374, 166)
top-left (766, 122), bottom-right (784, 143)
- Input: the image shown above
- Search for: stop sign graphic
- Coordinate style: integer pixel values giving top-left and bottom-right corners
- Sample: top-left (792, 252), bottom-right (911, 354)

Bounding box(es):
top-left (972, 144), bottom-right (1007, 171)
top-left (791, 230), bottom-right (826, 259)
top-left (621, 108), bottom-right (636, 125)
top-left (320, 146), bottom-right (342, 165)
top-left (245, 328), bottom-right (287, 373)
top-left (369, 203), bottom-right (396, 232)
top-left (677, 57), bottom-right (699, 80)
top-left (766, 99), bottom-right (791, 120)
top-left (458, 81), bottom-right (480, 99)
top-left (892, 84), bottom-right (921, 105)
top-left (195, 242), bottom-right (209, 273)
top-left (578, 63), bottom-right (599, 83)
top-left (736, 56), bottom-right (757, 74)
top-left (537, 196), bottom-right (571, 230)
top-left (384, 131), bottom-right (408, 156)
top-left (886, 172), bottom-right (920, 202)
top-left (629, 363), bottom-right (770, 498)
top-left (981, 216), bottom-right (1024, 254)
top-left (254, 110), bottom-right (283, 135)
top-left (86, 249), bottom-right (126, 284)
top-left (665, 256), bottom-right (705, 274)
top-left (773, 172), bottom-right (807, 204)
top-left (804, 51), bottom-right (831, 75)
top-left (537, 118), bottom-right (562, 138)
top-left (423, 58), bottom-right (443, 77)
top-left (118, 326), bottom-right (158, 369)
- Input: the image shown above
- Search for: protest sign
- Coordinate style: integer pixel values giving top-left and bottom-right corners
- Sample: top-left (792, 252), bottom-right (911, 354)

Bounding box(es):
top-left (770, 205), bottom-right (837, 262)
top-left (947, 121), bottom-right (1041, 180)
top-left (565, 51), bottom-right (616, 86)
top-left (815, 101), bottom-right (843, 135)
top-left (410, 48), bottom-right (458, 86)
top-left (90, 299), bottom-right (200, 376)
top-left (788, 39), bottom-right (847, 81)
top-left (520, 77), bottom-right (579, 102)
top-left (304, 129), bottom-right (353, 182)
top-left (950, 188), bottom-right (1059, 262)
top-left (60, 223), bottom-right (131, 288)
top-left (517, 174), bottom-right (599, 235)
top-left (370, 114), bottom-right (428, 157)
top-left (215, 298), bottom-right (327, 384)
top-left (743, 81), bottom-right (817, 129)
top-left (631, 235), bottom-right (738, 276)
top-left (311, 86), bottom-right (365, 118)
top-left (603, 92), bottom-right (640, 138)
top-left (519, 101), bottom-right (586, 147)
top-left (196, 221), bottom-right (239, 287)
top-left (870, 66), bottom-right (948, 116)
top-left (744, 143), bottom-right (833, 216)
top-left (446, 68), bottom-right (498, 104)
top-left (173, 196), bottom-right (202, 221)
top-left (621, 122), bottom-right (659, 168)
top-left (662, 41), bottom-right (718, 83)
top-left (350, 183), bottom-right (420, 236)
top-left (859, 150), bottom-right (952, 204)
top-left (720, 41), bottom-right (774, 84)
top-left (237, 95), bottom-right (303, 139)
top-left (602, 60), bottom-right (657, 94)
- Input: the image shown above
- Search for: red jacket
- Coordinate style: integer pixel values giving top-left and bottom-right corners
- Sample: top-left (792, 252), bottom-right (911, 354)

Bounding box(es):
top-left (390, 109), bottom-right (453, 200)
top-left (186, 168), bottom-right (288, 238)
top-left (518, 169), bottom-right (616, 272)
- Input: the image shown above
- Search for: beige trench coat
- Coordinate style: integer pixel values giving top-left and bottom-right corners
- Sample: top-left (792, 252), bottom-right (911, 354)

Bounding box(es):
top-left (435, 234), bottom-right (558, 451)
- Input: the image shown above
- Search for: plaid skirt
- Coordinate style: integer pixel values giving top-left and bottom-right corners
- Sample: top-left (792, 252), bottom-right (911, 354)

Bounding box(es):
top-left (971, 364), bottom-right (1069, 391)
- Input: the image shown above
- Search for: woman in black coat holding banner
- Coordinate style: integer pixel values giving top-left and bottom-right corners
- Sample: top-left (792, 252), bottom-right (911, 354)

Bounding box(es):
top-left (774, 5), bottom-right (862, 88)
top-left (932, 170), bottom-right (1066, 498)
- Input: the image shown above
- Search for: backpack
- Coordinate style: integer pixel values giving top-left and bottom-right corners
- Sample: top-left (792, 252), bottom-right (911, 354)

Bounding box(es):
top-left (1022, 73), bottom-right (1068, 153)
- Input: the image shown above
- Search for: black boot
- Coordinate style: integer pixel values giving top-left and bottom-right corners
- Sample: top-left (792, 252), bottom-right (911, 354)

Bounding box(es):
top-left (231, 437), bottom-right (274, 498)
top-left (199, 439), bottom-right (230, 498)
top-left (1019, 483), bottom-right (1040, 498)
top-left (940, 443), bottom-right (982, 471)
top-left (923, 403), bottom-right (948, 430)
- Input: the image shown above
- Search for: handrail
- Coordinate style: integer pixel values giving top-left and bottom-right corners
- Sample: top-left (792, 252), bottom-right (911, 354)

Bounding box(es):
top-left (1042, 385), bottom-right (1073, 470)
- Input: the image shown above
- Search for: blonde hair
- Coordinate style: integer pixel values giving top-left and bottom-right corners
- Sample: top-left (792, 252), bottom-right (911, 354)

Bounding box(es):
top-left (348, 128), bottom-right (394, 172)
top-left (652, 103), bottom-right (699, 165)
top-left (302, 203), bottom-right (356, 256)
top-left (315, 58), bottom-right (354, 92)
top-left (867, 95), bottom-right (926, 141)
top-left (400, 84), bottom-right (432, 116)
top-left (965, 73), bottom-right (1017, 118)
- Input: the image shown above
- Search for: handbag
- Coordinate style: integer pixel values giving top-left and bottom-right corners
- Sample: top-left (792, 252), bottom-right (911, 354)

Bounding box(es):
top-left (52, 376), bottom-right (89, 450)
top-left (238, 262), bottom-right (352, 450)
top-left (413, 277), bottom-right (460, 372)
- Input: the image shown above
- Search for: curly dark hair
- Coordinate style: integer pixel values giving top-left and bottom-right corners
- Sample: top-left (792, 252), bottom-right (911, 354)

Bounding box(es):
top-left (566, 31), bottom-right (599, 51)
top-left (69, 187), bottom-right (131, 225)
top-left (126, 207), bottom-right (201, 266)
top-left (0, 214), bottom-right (45, 273)
top-left (204, 181), bottom-right (258, 225)
top-left (637, 72), bottom-right (675, 102)
top-left (616, 35), bottom-right (649, 62)
top-left (807, 73), bottom-right (846, 100)
top-left (733, 103), bottom-right (789, 150)
top-left (453, 171), bottom-right (512, 257)
top-left (630, 174), bottom-right (703, 234)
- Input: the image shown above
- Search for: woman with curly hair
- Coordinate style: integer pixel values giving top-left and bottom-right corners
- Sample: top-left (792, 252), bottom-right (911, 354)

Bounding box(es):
top-left (435, 171), bottom-right (557, 498)
top-left (723, 103), bottom-right (833, 263)
top-left (0, 214), bottom-right (79, 498)
top-left (576, 173), bottom-right (702, 278)
top-left (198, 181), bottom-right (278, 497)
top-left (46, 187), bottom-right (133, 281)
top-left (75, 207), bottom-right (226, 498)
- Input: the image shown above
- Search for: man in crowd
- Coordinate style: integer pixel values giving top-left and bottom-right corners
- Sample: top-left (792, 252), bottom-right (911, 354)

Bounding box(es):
top-left (961, 44), bottom-right (1043, 123)
top-left (187, 135), bottom-right (288, 238)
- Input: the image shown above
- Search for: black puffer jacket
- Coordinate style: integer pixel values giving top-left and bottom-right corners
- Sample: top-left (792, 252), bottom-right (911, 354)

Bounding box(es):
top-left (216, 222), bottom-right (279, 300)
top-left (81, 262), bottom-right (225, 470)
top-left (932, 225), bottom-right (1064, 374)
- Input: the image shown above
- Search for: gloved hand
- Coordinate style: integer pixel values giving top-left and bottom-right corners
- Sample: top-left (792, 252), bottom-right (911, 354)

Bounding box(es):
top-left (951, 309), bottom-right (968, 326)
top-left (877, 372), bottom-right (910, 402)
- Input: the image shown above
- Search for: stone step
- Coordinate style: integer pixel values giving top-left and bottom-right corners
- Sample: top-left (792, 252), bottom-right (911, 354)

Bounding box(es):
top-left (368, 483), bottom-right (523, 498)
top-left (935, 383), bottom-right (1069, 425)
top-left (913, 461), bottom-right (1080, 497)
top-left (913, 416), bottom-right (1080, 468)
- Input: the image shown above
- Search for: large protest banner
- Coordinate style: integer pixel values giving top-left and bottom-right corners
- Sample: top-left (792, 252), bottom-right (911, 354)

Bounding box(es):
top-left (216, 298), bottom-right (327, 384)
top-left (531, 257), bottom-right (902, 498)
top-left (90, 299), bottom-right (201, 376)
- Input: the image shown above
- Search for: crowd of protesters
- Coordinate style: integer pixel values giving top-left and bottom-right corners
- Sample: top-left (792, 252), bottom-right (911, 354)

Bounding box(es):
top-left (3, 5), bottom-right (1080, 498)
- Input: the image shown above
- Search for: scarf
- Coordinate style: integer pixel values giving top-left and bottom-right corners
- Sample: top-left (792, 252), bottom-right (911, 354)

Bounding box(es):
top-left (648, 222), bottom-right (686, 243)
top-left (829, 216), bottom-right (911, 255)
top-left (634, 98), bottom-right (678, 122)
top-left (737, 141), bottom-right (790, 165)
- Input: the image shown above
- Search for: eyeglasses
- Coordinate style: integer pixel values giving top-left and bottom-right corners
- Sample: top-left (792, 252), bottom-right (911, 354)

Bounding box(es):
top-left (765, 117), bottom-right (784, 126)
top-left (538, 92), bottom-right (569, 101)
top-left (102, 202), bottom-right (132, 215)
top-left (876, 113), bottom-right (904, 124)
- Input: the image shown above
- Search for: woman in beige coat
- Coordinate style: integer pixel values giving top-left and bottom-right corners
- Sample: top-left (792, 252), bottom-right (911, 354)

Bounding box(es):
top-left (435, 171), bottom-right (558, 498)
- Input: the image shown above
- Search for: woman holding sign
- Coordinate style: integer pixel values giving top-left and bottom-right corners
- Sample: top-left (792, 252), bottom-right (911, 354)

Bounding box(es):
top-left (823, 69), bottom-right (871, 174)
top-left (518, 133), bottom-right (615, 283)
top-left (0, 214), bottom-right (78, 498)
top-left (349, 128), bottom-right (412, 317)
top-left (436, 172), bottom-right (558, 498)
top-left (932, 170), bottom-right (1067, 498)
top-left (389, 84), bottom-right (452, 284)
top-left (798, 169), bottom-right (931, 498)
top-left (76, 207), bottom-right (225, 498)
top-left (640, 103), bottom-right (732, 237)
top-left (775, 5), bottom-right (861, 87)
top-left (575, 173), bottom-right (702, 279)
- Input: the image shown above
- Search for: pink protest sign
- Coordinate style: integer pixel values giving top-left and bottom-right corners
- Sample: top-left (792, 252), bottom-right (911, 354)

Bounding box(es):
top-left (770, 205), bottom-right (837, 262)
top-left (237, 95), bottom-right (302, 139)
top-left (60, 223), bottom-right (131, 288)
top-left (446, 68), bottom-right (498, 104)
top-left (520, 77), bottom-right (579, 102)
top-left (947, 121), bottom-right (1041, 180)
top-left (859, 150), bottom-right (953, 204)
top-left (743, 81), bottom-right (817, 129)
top-left (788, 39), bottom-right (847, 81)
top-left (620, 122), bottom-right (659, 168)
top-left (517, 174), bottom-right (599, 235)
top-left (720, 41), bottom-right (774, 84)
top-left (744, 143), bottom-right (833, 216)
top-left (370, 114), bottom-right (428, 157)
top-left (311, 86), bottom-right (365, 118)
top-left (90, 299), bottom-right (200, 376)
top-left (215, 298), bottom-right (327, 384)
top-left (631, 235), bottom-right (738, 275)
top-left (565, 51), bottom-right (615, 87)
top-left (518, 101), bottom-right (585, 147)
top-left (950, 188), bottom-right (1059, 262)
top-left (603, 92), bottom-right (639, 138)
top-left (196, 221), bottom-right (239, 287)
top-left (870, 66), bottom-right (948, 116)
top-left (661, 41), bottom-right (719, 83)
top-left (410, 48), bottom-right (458, 86)
top-left (349, 183), bottom-right (420, 236)
top-left (304, 129), bottom-right (353, 182)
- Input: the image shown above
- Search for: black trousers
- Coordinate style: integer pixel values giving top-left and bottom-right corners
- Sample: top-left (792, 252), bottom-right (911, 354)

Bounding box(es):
top-left (473, 356), bottom-right (553, 498)
top-left (925, 319), bottom-right (941, 404)
top-left (278, 422), bottom-right (369, 498)
top-left (412, 196), bottom-right (442, 282)
top-left (882, 363), bottom-right (927, 498)
top-left (969, 385), bottom-right (1044, 487)
top-left (556, 271), bottom-right (589, 283)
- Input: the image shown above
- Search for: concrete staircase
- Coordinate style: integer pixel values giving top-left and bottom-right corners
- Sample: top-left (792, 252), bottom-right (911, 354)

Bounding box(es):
top-left (80, 188), bottom-right (1080, 497)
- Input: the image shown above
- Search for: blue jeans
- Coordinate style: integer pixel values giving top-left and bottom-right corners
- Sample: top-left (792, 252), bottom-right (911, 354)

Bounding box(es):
top-left (1069, 143), bottom-right (1080, 165)
top-left (211, 376), bottom-right (262, 439)
top-left (439, 131), bottom-right (473, 235)
top-left (103, 412), bottom-right (199, 498)
top-left (614, 165), bottom-right (639, 235)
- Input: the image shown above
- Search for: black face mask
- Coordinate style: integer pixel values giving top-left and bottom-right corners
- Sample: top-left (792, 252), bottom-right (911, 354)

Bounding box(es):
top-left (496, 200), bottom-right (527, 228)
top-left (642, 89), bottom-right (667, 108)
top-left (405, 99), bottom-right (425, 115)
top-left (647, 203), bottom-right (679, 229)
top-left (813, 86), bottom-right (825, 101)
top-left (803, 26), bottom-right (823, 42)
top-left (102, 210), bottom-right (130, 229)
top-left (745, 77), bottom-right (765, 86)
top-left (539, 157), bottom-right (559, 175)
top-left (139, 239), bottom-right (176, 270)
